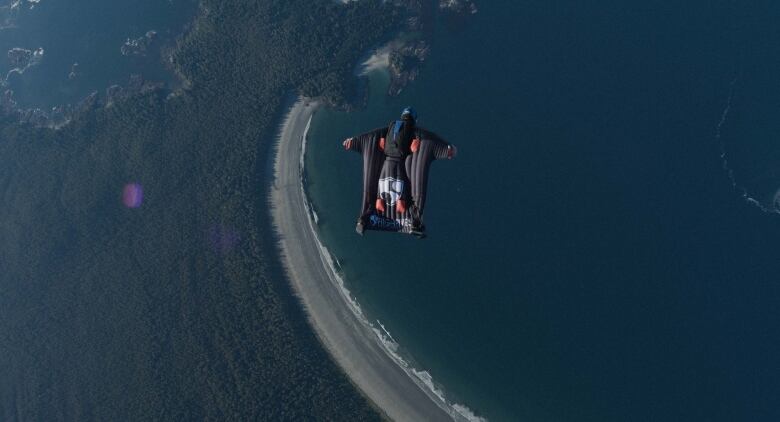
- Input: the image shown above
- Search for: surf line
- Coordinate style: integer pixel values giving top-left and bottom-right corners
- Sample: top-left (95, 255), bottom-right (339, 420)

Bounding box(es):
top-left (298, 113), bottom-right (487, 422)
top-left (716, 76), bottom-right (780, 214)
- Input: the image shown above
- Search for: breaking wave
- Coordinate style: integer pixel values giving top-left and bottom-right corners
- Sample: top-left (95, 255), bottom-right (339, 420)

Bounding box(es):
top-left (297, 111), bottom-right (486, 422)
top-left (718, 77), bottom-right (780, 214)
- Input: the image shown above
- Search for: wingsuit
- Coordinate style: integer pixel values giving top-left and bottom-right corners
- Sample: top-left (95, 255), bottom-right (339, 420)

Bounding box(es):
top-left (343, 107), bottom-right (456, 237)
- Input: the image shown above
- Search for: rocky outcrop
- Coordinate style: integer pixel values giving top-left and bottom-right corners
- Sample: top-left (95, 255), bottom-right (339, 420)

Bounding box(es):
top-left (387, 41), bottom-right (430, 96)
top-left (121, 30), bottom-right (158, 57)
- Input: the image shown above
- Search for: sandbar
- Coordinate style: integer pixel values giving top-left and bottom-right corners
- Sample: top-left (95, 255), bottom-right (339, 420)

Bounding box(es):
top-left (270, 98), bottom-right (454, 421)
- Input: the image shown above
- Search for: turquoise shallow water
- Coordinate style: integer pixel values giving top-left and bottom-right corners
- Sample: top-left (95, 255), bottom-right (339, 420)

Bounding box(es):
top-left (306, 2), bottom-right (780, 421)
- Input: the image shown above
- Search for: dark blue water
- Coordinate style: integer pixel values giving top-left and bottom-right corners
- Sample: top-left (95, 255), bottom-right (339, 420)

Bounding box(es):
top-left (0, 0), bottom-right (194, 108)
top-left (306, 1), bottom-right (780, 420)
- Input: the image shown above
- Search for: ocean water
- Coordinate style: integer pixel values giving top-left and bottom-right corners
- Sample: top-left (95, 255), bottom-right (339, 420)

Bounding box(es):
top-left (305, 1), bottom-right (780, 421)
top-left (0, 0), bottom-right (194, 109)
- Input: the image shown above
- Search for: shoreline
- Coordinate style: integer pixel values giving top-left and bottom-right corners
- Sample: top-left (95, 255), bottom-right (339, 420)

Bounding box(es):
top-left (270, 98), bottom-right (457, 421)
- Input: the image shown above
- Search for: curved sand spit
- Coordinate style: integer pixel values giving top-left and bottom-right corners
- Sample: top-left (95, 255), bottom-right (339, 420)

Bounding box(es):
top-left (270, 99), bottom-right (454, 421)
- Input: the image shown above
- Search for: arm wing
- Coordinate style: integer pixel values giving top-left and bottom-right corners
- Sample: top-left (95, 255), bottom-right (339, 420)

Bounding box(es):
top-left (405, 128), bottom-right (456, 220)
top-left (343, 127), bottom-right (387, 217)
top-left (343, 127), bottom-right (386, 153)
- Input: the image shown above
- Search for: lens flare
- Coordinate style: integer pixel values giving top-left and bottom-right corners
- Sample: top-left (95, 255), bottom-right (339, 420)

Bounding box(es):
top-left (208, 225), bottom-right (240, 254)
top-left (122, 183), bottom-right (143, 208)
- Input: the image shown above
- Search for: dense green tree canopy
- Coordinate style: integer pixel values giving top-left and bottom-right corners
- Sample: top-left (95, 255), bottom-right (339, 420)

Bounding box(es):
top-left (0, 0), bottom-right (403, 419)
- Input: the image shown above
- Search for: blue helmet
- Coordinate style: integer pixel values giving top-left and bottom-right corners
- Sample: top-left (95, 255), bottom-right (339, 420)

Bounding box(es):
top-left (401, 106), bottom-right (417, 121)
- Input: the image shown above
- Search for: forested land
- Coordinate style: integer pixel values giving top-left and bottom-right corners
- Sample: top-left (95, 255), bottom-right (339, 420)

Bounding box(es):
top-left (0, 0), bottom-right (404, 420)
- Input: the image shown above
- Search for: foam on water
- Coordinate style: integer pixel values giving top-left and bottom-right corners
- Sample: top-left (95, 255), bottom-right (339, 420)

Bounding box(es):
top-left (4, 46), bottom-right (44, 82)
top-left (717, 76), bottom-right (780, 215)
top-left (359, 45), bottom-right (391, 76)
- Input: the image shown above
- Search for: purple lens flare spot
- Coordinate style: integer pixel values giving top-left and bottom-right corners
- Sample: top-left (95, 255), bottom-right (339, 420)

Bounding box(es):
top-left (208, 225), bottom-right (240, 254)
top-left (122, 183), bottom-right (143, 208)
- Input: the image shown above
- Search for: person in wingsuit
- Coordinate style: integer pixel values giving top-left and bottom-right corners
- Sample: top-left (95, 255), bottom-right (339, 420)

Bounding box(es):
top-left (343, 107), bottom-right (457, 237)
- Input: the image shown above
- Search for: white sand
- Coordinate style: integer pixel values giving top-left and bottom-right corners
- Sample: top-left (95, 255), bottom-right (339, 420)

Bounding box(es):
top-left (270, 99), bottom-right (454, 421)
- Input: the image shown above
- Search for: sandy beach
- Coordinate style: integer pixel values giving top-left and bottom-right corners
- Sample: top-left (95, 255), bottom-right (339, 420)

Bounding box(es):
top-left (270, 99), bottom-right (454, 422)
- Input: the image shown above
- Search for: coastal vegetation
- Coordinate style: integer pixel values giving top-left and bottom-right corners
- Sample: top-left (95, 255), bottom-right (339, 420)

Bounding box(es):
top-left (0, 0), bottom-right (404, 419)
